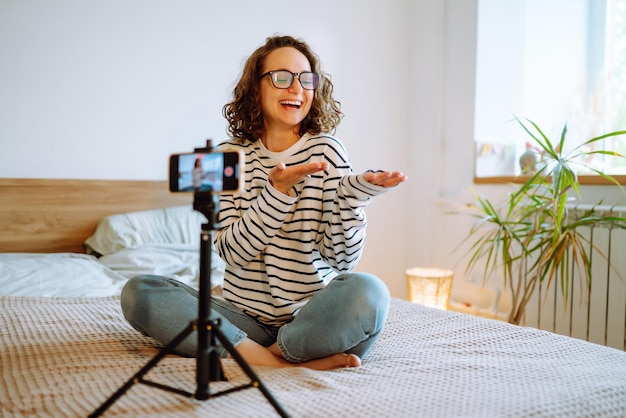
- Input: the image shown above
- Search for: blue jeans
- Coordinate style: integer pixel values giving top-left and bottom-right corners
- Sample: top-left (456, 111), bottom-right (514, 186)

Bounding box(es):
top-left (120, 272), bottom-right (390, 363)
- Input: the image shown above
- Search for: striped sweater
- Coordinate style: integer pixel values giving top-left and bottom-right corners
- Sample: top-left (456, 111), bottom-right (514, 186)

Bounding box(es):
top-left (214, 133), bottom-right (389, 326)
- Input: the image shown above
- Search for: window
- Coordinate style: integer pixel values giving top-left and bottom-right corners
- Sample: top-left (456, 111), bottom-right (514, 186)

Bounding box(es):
top-left (474, 0), bottom-right (626, 181)
top-left (605, 0), bottom-right (626, 172)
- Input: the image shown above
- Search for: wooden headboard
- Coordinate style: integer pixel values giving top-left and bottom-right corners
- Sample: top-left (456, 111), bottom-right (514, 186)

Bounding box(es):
top-left (0, 178), bottom-right (192, 253)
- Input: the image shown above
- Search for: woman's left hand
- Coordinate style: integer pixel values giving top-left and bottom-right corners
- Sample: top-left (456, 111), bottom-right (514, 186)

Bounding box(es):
top-left (363, 171), bottom-right (408, 188)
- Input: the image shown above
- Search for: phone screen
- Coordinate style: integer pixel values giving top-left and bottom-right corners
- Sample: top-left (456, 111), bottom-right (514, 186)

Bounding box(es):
top-left (169, 150), bottom-right (243, 193)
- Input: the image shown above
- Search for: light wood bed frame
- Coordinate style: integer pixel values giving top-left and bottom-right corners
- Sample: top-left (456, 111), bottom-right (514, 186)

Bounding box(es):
top-left (0, 178), bottom-right (192, 253)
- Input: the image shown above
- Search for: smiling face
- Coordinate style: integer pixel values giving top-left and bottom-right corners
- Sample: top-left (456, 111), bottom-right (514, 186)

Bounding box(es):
top-left (259, 47), bottom-right (314, 139)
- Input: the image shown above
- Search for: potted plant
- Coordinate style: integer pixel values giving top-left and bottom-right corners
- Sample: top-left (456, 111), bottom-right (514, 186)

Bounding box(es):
top-left (461, 117), bottom-right (626, 325)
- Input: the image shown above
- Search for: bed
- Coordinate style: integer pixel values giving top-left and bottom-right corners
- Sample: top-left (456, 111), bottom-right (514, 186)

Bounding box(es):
top-left (2, 178), bottom-right (626, 417)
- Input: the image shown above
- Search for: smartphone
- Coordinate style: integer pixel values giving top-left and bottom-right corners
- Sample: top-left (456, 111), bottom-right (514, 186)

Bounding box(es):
top-left (169, 149), bottom-right (244, 193)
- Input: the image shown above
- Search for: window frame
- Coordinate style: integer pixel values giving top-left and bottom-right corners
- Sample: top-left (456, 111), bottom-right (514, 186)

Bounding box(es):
top-left (474, 175), bottom-right (626, 185)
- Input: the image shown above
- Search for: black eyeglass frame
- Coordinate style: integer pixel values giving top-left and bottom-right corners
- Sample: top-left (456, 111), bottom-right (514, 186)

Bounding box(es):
top-left (260, 70), bottom-right (321, 90)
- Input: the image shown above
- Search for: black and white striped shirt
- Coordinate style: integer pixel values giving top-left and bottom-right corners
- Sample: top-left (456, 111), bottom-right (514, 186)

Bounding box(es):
top-left (214, 133), bottom-right (388, 326)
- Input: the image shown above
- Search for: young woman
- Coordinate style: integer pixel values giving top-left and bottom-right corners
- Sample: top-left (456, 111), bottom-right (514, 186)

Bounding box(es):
top-left (121, 35), bottom-right (407, 370)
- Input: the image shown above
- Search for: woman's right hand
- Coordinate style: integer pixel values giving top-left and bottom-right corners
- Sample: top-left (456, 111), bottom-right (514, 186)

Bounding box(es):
top-left (268, 162), bottom-right (329, 195)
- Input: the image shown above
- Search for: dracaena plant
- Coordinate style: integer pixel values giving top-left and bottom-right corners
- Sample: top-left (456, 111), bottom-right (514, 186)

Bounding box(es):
top-left (462, 117), bottom-right (626, 325)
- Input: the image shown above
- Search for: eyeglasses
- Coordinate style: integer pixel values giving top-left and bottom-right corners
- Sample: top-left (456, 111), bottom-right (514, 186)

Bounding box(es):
top-left (260, 70), bottom-right (320, 90)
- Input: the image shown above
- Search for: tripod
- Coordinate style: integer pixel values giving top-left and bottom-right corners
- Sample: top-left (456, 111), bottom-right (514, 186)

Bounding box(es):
top-left (90, 148), bottom-right (289, 417)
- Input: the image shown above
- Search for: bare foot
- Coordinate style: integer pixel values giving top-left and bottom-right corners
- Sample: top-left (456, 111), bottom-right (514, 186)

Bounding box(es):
top-left (298, 353), bottom-right (361, 370)
top-left (234, 338), bottom-right (361, 370)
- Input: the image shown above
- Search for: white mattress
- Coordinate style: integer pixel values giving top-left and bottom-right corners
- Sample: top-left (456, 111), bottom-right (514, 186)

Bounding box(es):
top-left (2, 296), bottom-right (625, 417)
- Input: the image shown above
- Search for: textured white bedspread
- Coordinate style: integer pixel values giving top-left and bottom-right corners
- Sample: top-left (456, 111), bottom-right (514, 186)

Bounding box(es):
top-left (1, 297), bottom-right (626, 417)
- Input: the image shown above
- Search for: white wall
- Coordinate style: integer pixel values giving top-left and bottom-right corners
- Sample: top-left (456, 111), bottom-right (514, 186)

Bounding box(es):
top-left (0, 0), bottom-right (345, 179)
top-left (0, 0), bottom-right (479, 299)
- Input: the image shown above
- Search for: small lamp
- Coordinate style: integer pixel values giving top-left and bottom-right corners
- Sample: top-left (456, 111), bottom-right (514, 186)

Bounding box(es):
top-left (406, 267), bottom-right (454, 310)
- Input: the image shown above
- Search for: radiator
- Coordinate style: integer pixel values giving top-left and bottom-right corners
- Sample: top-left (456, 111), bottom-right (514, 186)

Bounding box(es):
top-left (522, 204), bottom-right (626, 350)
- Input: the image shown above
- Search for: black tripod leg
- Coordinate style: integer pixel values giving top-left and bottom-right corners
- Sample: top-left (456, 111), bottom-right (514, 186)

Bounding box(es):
top-left (89, 321), bottom-right (196, 418)
top-left (212, 326), bottom-right (290, 418)
top-left (195, 319), bottom-right (225, 400)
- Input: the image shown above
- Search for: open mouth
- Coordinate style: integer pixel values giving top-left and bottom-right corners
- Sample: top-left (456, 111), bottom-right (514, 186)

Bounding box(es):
top-left (280, 100), bottom-right (302, 109)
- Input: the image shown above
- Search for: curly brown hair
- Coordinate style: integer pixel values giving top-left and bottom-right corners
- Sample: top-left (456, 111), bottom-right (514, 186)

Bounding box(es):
top-left (222, 35), bottom-right (343, 143)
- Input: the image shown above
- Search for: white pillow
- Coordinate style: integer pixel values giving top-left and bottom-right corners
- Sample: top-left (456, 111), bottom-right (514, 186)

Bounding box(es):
top-left (0, 253), bottom-right (127, 297)
top-left (84, 206), bottom-right (206, 255)
top-left (85, 206), bottom-right (225, 289)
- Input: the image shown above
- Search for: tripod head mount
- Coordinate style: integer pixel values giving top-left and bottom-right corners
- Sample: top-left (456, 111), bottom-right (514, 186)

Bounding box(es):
top-left (193, 191), bottom-right (217, 230)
